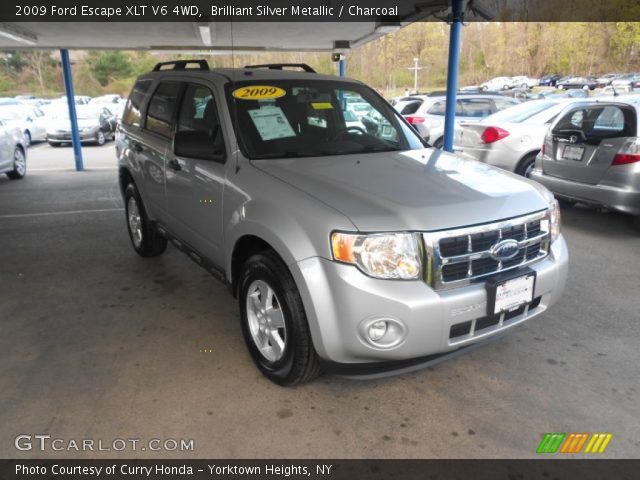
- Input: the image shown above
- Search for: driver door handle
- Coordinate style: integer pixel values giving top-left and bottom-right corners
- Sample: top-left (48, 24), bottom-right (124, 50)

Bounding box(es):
top-left (168, 159), bottom-right (182, 171)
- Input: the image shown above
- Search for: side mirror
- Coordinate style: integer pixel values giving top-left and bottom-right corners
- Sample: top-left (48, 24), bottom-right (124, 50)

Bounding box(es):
top-left (174, 129), bottom-right (225, 162)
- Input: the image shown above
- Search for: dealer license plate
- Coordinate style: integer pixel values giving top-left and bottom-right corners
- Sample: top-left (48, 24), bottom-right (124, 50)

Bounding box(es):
top-left (562, 145), bottom-right (584, 161)
top-left (491, 274), bottom-right (535, 315)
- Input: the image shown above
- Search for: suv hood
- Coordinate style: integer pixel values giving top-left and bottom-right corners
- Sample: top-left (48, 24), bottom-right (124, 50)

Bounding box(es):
top-left (252, 149), bottom-right (549, 232)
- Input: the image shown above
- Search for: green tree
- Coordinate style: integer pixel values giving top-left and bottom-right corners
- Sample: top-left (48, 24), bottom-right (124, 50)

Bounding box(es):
top-left (89, 51), bottom-right (133, 86)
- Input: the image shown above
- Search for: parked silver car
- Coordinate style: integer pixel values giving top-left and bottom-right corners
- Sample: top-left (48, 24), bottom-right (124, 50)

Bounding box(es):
top-left (0, 105), bottom-right (48, 147)
top-left (0, 119), bottom-right (27, 179)
top-left (531, 98), bottom-right (640, 228)
top-left (46, 105), bottom-right (117, 146)
top-left (117, 60), bottom-right (568, 385)
top-left (454, 99), bottom-right (584, 177)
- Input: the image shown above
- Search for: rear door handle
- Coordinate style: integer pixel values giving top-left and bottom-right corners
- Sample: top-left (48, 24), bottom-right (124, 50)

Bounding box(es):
top-left (168, 159), bottom-right (182, 171)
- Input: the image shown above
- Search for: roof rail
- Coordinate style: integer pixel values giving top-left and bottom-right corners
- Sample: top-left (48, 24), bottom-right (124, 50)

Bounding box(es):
top-left (244, 63), bottom-right (316, 73)
top-left (152, 60), bottom-right (209, 72)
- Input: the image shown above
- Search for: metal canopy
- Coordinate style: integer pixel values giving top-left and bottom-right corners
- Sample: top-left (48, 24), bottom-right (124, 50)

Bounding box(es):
top-left (0, 22), bottom-right (405, 51)
top-left (0, 1), bottom-right (487, 169)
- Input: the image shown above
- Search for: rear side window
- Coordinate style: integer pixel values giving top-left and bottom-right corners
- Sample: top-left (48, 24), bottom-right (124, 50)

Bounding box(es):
top-left (400, 101), bottom-right (422, 115)
top-left (144, 82), bottom-right (182, 138)
top-left (493, 97), bottom-right (519, 112)
top-left (458, 98), bottom-right (493, 118)
top-left (122, 79), bottom-right (152, 127)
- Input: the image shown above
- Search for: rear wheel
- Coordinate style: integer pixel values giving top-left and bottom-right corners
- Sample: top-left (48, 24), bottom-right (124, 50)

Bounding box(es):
top-left (433, 137), bottom-right (444, 149)
top-left (516, 152), bottom-right (538, 178)
top-left (238, 250), bottom-right (322, 386)
top-left (23, 131), bottom-right (31, 147)
top-left (6, 147), bottom-right (26, 180)
top-left (96, 131), bottom-right (106, 146)
top-left (48, 142), bottom-right (60, 147)
top-left (124, 183), bottom-right (167, 257)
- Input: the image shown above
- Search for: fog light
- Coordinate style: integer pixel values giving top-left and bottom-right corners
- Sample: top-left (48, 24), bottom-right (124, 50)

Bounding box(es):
top-left (359, 316), bottom-right (407, 349)
top-left (368, 321), bottom-right (388, 341)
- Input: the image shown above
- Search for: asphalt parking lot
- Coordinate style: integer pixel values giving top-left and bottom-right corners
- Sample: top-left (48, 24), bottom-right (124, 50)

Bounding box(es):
top-left (1, 143), bottom-right (638, 459)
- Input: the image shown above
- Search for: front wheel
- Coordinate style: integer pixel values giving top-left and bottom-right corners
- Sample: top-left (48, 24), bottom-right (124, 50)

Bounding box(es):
top-left (96, 131), bottom-right (106, 146)
top-left (6, 147), bottom-right (26, 179)
top-left (123, 183), bottom-right (167, 257)
top-left (432, 137), bottom-right (444, 149)
top-left (238, 251), bottom-right (322, 386)
top-left (23, 131), bottom-right (31, 148)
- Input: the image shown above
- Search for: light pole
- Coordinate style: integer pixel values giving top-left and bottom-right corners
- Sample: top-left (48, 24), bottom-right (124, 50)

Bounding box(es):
top-left (408, 57), bottom-right (423, 93)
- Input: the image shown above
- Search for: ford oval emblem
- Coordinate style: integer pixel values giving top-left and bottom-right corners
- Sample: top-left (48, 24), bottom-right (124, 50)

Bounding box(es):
top-left (489, 239), bottom-right (520, 261)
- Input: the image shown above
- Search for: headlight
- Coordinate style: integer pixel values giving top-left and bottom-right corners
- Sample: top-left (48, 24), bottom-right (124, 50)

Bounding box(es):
top-left (537, 187), bottom-right (561, 243)
top-left (331, 232), bottom-right (422, 280)
top-left (548, 198), bottom-right (561, 242)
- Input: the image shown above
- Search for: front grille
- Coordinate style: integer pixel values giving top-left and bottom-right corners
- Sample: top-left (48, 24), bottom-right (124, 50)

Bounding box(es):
top-left (424, 211), bottom-right (550, 290)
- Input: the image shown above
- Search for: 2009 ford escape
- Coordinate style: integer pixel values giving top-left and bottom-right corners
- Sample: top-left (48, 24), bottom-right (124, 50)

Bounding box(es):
top-left (116, 60), bottom-right (568, 385)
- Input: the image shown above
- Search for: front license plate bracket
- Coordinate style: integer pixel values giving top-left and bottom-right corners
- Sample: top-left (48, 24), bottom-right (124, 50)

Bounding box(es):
top-left (485, 268), bottom-right (537, 316)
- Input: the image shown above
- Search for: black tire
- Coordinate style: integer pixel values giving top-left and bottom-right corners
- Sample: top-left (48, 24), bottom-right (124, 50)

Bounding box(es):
top-left (516, 152), bottom-right (538, 178)
top-left (433, 137), bottom-right (444, 149)
top-left (123, 183), bottom-right (167, 257)
top-left (96, 130), bottom-right (106, 146)
top-left (6, 147), bottom-right (26, 180)
top-left (238, 250), bottom-right (322, 386)
top-left (557, 198), bottom-right (577, 209)
top-left (633, 215), bottom-right (640, 231)
top-left (23, 131), bottom-right (31, 148)
top-left (48, 142), bottom-right (60, 147)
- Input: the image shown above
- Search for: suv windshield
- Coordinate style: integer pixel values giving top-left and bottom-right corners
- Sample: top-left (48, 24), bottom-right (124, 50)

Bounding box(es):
top-left (226, 80), bottom-right (424, 159)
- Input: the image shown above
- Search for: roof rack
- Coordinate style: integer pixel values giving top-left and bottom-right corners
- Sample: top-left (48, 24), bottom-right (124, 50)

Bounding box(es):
top-left (244, 63), bottom-right (316, 73)
top-left (152, 60), bottom-right (209, 72)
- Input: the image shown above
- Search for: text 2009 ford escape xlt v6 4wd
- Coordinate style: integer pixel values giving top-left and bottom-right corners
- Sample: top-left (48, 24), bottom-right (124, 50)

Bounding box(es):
top-left (116, 60), bottom-right (568, 385)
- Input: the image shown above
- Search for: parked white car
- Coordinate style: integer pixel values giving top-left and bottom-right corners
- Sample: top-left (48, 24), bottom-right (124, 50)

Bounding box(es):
top-left (509, 76), bottom-right (539, 89)
top-left (0, 105), bottom-right (48, 146)
top-left (480, 77), bottom-right (513, 91)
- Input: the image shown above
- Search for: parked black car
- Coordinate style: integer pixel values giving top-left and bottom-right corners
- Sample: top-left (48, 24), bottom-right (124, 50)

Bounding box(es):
top-left (556, 76), bottom-right (597, 90)
top-left (539, 74), bottom-right (562, 87)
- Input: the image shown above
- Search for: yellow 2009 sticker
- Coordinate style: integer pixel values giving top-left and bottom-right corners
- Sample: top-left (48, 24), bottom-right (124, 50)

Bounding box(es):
top-left (232, 85), bottom-right (286, 100)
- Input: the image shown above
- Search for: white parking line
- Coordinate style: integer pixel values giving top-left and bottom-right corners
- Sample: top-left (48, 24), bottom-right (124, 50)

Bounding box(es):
top-left (0, 208), bottom-right (123, 219)
top-left (29, 167), bottom-right (117, 172)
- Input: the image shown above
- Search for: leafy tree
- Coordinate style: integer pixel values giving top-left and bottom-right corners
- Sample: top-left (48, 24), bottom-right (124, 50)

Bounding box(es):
top-left (89, 51), bottom-right (133, 86)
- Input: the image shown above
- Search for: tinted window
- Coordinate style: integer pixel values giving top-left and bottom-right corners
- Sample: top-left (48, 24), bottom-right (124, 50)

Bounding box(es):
top-left (458, 98), bottom-right (494, 118)
top-left (176, 83), bottom-right (225, 155)
top-left (493, 97), bottom-right (519, 112)
top-left (122, 79), bottom-right (152, 127)
top-left (427, 100), bottom-right (465, 116)
top-left (400, 101), bottom-right (422, 115)
top-left (145, 82), bottom-right (181, 138)
top-left (554, 105), bottom-right (634, 140)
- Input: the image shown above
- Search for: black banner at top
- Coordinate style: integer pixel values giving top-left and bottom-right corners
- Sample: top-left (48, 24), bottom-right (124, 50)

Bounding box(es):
top-left (2, 0), bottom-right (640, 22)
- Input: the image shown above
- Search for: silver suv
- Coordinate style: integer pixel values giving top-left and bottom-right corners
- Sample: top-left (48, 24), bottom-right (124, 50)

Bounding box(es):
top-left (117, 60), bottom-right (568, 385)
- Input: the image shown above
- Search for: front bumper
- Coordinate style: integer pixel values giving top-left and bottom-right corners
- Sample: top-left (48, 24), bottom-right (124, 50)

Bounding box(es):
top-left (530, 168), bottom-right (640, 216)
top-left (290, 235), bottom-right (568, 369)
top-left (47, 130), bottom-right (100, 143)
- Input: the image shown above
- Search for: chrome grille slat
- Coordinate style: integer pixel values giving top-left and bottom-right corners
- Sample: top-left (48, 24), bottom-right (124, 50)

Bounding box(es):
top-left (423, 210), bottom-right (551, 290)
